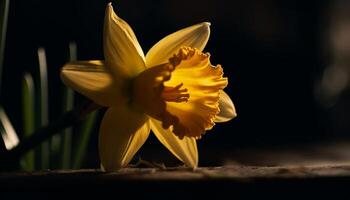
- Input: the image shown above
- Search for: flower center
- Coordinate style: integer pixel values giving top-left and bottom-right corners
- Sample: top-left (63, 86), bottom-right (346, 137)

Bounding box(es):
top-left (162, 83), bottom-right (189, 103)
top-left (131, 63), bottom-right (186, 122)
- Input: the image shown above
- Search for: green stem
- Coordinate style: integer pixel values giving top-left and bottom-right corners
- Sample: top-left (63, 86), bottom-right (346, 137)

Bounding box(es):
top-left (60, 42), bottom-right (77, 169)
top-left (61, 87), bottom-right (74, 169)
top-left (37, 47), bottom-right (49, 169)
top-left (0, 0), bottom-right (10, 94)
top-left (21, 73), bottom-right (35, 171)
top-left (72, 111), bottom-right (98, 169)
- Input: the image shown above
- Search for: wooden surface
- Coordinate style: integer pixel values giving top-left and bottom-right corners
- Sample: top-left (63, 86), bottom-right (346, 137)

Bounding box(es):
top-left (2, 164), bottom-right (350, 180)
top-left (3, 140), bottom-right (350, 199)
top-left (1, 164), bottom-right (350, 199)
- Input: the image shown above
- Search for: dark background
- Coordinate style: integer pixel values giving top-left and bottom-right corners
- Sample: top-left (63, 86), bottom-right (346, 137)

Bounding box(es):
top-left (2, 0), bottom-right (345, 167)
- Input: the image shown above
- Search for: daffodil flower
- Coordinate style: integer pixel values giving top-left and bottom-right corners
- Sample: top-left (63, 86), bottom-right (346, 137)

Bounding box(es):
top-left (61, 3), bottom-right (236, 171)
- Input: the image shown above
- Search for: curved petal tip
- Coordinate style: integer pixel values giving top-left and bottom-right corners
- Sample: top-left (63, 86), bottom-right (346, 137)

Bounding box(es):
top-left (215, 90), bottom-right (237, 123)
top-left (202, 22), bottom-right (211, 27)
top-left (145, 22), bottom-right (211, 67)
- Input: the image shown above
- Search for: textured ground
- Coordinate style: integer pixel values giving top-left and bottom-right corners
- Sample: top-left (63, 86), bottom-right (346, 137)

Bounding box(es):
top-left (1, 164), bottom-right (350, 199)
top-left (3, 141), bottom-right (350, 199)
top-left (3, 164), bottom-right (350, 180)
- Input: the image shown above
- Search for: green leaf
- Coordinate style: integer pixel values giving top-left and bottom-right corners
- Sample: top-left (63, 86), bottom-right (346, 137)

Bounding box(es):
top-left (37, 47), bottom-right (49, 169)
top-left (60, 86), bottom-right (74, 169)
top-left (72, 111), bottom-right (98, 169)
top-left (21, 73), bottom-right (35, 171)
top-left (0, 0), bottom-right (10, 94)
top-left (69, 42), bottom-right (77, 61)
top-left (60, 42), bottom-right (77, 169)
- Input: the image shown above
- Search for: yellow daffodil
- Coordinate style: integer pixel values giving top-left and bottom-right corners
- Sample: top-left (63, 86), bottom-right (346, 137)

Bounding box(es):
top-left (61, 3), bottom-right (236, 171)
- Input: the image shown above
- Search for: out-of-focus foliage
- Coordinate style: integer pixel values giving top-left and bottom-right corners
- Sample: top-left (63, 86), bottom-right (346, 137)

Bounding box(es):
top-left (0, 0), bottom-right (9, 93)
top-left (21, 73), bottom-right (35, 170)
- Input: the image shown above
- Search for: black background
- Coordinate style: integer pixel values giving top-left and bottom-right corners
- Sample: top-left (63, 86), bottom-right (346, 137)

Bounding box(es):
top-left (1, 0), bottom-right (337, 167)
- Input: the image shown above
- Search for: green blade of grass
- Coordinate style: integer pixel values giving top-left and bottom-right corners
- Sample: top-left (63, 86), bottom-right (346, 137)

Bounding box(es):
top-left (21, 73), bottom-right (35, 171)
top-left (37, 47), bottom-right (49, 169)
top-left (69, 42), bottom-right (77, 62)
top-left (72, 111), bottom-right (98, 169)
top-left (60, 42), bottom-right (77, 169)
top-left (60, 86), bottom-right (74, 169)
top-left (0, 0), bottom-right (9, 94)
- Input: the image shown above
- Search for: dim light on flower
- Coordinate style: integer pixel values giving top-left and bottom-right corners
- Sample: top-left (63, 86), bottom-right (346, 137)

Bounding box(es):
top-left (61, 3), bottom-right (236, 171)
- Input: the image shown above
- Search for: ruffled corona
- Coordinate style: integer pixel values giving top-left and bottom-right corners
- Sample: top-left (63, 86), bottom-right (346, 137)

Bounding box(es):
top-left (133, 47), bottom-right (228, 139)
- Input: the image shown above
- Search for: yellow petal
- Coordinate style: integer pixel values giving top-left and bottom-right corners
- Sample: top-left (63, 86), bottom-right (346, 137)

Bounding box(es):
top-left (104, 3), bottom-right (146, 79)
top-left (215, 90), bottom-right (237, 122)
top-left (145, 22), bottom-right (210, 67)
top-left (61, 60), bottom-right (124, 107)
top-left (150, 118), bottom-right (198, 168)
top-left (99, 106), bottom-right (150, 171)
